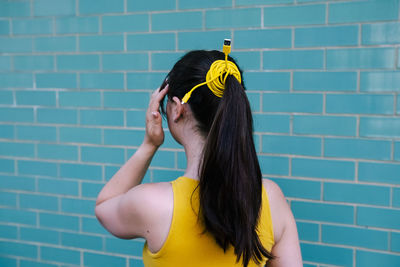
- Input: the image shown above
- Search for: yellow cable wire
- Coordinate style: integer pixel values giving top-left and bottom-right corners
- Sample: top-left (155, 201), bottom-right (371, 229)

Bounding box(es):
top-left (181, 40), bottom-right (241, 104)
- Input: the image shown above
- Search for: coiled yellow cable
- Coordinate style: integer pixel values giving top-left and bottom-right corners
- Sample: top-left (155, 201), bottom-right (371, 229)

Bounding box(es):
top-left (181, 41), bottom-right (241, 104)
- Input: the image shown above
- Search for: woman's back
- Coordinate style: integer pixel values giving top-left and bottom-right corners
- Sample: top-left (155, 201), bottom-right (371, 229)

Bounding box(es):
top-left (143, 176), bottom-right (275, 267)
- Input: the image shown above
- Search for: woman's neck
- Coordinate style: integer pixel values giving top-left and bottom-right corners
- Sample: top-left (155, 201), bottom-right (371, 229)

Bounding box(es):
top-left (182, 136), bottom-right (205, 181)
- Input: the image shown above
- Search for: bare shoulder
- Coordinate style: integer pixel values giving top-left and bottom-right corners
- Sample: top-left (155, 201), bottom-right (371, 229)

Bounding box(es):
top-left (261, 179), bottom-right (291, 243)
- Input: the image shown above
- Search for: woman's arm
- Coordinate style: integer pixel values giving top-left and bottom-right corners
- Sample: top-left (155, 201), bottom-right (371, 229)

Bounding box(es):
top-left (96, 85), bottom-right (168, 206)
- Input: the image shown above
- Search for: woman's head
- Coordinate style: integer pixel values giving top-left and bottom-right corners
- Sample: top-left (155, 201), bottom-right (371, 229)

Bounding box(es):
top-left (160, 50), bottom-right (245, 137)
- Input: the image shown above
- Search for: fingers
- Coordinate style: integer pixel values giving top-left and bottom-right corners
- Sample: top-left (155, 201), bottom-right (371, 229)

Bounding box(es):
top-left (149, 84), bottom-right (169, 112)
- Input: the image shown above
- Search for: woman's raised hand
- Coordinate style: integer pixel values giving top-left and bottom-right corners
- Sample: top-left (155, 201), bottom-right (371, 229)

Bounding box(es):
top-left (143, 84), bottom-right (169, 148)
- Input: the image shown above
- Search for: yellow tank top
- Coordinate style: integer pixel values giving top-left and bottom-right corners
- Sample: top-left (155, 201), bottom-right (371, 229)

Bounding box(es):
top-left (142, 176), bottom-right (275, 267)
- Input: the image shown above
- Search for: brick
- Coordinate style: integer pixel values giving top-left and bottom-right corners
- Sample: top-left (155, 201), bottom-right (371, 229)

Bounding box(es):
top-left (179, 0), bottom-right (231, 9)
top-left (60, 163), bottom-right (102, 181)
top-left (152, 169), bottom-right (184, 182)
top-left (263, 135), bottom-right (321, 156)
top-left (34, 36), bottom-right (76, 52)
top-left (272, 178), bottom-right (320, 200)
top-left (127, 72), bottom-right (167, 89)
top-left (103, 14), bottom-right (148, 33)
top-left (0, 90), bottom-right (13, 104)
top-left (0, 241), bottom-right (37, 258)
top-left (293, 71), bottom-right (357, 91)
top-left (0, 37), bottom-right (32, 53)
top-left (82, 182), bottom-right (103, 198)
top-left (232, 51), bottom-right (260, 71)
top-left (0, 175), bottom-right (35, 191)
top-left (130, 259), bottom-right (145, 267)
top-left (293, 115), bottom-right (356, 136)
top-left (14, 55), bottom-right (54, 71)
top-left (360, 71), bottom-right (400, 92)
top-left (253, 114), bottom-right (290, 133)
top-left (38, 144), bottom-right (78, 161)
top-left (292, 158), bottom-right (354, 180)
top-left (263, 93), bottom-right (322, 113)
top-left (162, 130), bottom-right (182, 149)
top-left (363, 22), bottom-right (400, 45)
top-left (392, 232), bottom-right (400, 252)
top-left (0, 158), bottom-right (14, 173)
top-left (41, 246), bottom-right (80, 265)
top-left (235, 29), bottom-right (291, 49)
top-left (33, 0), bottom-right (75, 16)
top-left (292, 201), bottom-right (354, 224)
top-left (324, 138), bottom-right (391, 160)
top-left (38, 178), bottom-right (79, 196)
top-left (0, 124), bottom-right (14, 139)
top-left (40, 213), bottom-right (79, 230)
top-left (82, 217), bottom-right (110, 235)
top-left (326, 94), bottom-right (394, 115)
top-left (20, 194), bottom-right (58, 211)
top-left (0, 208), bottom-right (36, 225)
top-left (84, 252), bottom-right (126, 266)
top-left (358, 206), bottom-right (400, 230)
top-left (0, 257), bottom-right (16, 267)
top-left (20, 227), bottom-right (59, 245)
top-left (20, 260), bottom-right (57, 267)
top-left (81, 146), bottom-right (125, 164)
top-left (237, 0), bottom-right (292, 5)
top-left (395, 142), bottom-right (400, 161)
top-left (247, 92), bottom-right (260, 112)
top-left (104, 91), bottom-right (149, 109)
top-left (0, 56), bottom-right (11, 70)
top-left (80, 73), bottom-right (124, 89)
top-left (0, 73), bottom-right (33, 88)
top-left (0, 192), bottom-right (17, 207)
top-left (263, 50), bottom-right (324, 70)
top-left (358, 162), bottom-right (400, 185)
top-left (56, 16), bottom-right (99, 34)
top-left (356, 250), bottom-right (400, 267)
top-left (37, 108), bottom-right (78, 124)
top-left (36, 73), bottom-right (77, 89)
top-left (0, 20), bottom-right (9, 35)
top-left (104, 129), bottom-right (144, 146)
top-left (127, 0), bottom-right (175, 12)
top-left (60, 127), bottom-right (102, 144)
top-left (0, 1), bottom-right (30, 17)
top-left (327, 48), bottom-right (395, 69)
top-left (18, 160), bottom-right (57, 177)
top-left (296, 221), bottom-right (319, 242)
top-left (178, 30), bottom-right (231, 50)
top-left (0, 142), bottom-right (34, 157)
top-left (105, 238), bottom-right (144, 256)
top-left (80, 0), bottom-right (123, 14)
top-left (153, 12), bottom-right (202, 31)
top-left (62, 232), bottom-right (102, 250)
top-left (360, 117), bottom-right (400, 138)
top-left (80, 109), bottom-right (124, 126)
top-left (329, 0), bottom-right (399, 24)
top-left (57, 54), bottom-right (99, 71)
top-left (206, 8), bottom-right (260, 29)
top-left (151, 52), bottom-right (182, 71)
top-left (103, 53), bottom-right (148, 71)
top-left (295, 25), bottom-right (358, 47)
top-left (301, 243), bottom-right (353, 267)
top-left (80, 35), bottom-right (123, 52)
top-left (0, 225), bottom-right (17, 239)
top-left (13, 18), bottom-right (52, 35)
top-left (127, 33), bottom-right (175, 51)
top-left (61, 198), bottom-right (95, 215)
top-left (17, 125), bottom-right (56, 141)
top-left (244, 72), bottom-right (290, 91)
top-left (324, 182), bottom-right (390, 206)
top-left (258, 156), bottom-right (289, 176)
top-left (264, 4), bottom-right (325, 26)
top-left (59, 91), bottom-right (101, 107)
top-left (18, 103), bottom-right (52, 119)
top-left (152, 151), bottom-right (175, 168)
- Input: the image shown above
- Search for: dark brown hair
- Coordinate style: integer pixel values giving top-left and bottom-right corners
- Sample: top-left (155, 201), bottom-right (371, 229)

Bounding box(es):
top-left (160, 50), bottom-right (273, 266)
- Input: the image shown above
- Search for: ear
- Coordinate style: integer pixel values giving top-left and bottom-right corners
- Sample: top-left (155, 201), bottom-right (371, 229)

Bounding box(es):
top-left (171, 96), bottom-right (184, 122)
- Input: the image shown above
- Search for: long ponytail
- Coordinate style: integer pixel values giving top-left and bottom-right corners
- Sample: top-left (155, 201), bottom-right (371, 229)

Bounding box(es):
top-left (161, 50), bottom-right (273, 266)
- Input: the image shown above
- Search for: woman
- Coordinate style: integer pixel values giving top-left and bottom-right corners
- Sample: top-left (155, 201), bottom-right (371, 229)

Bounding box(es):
top-left (95, 42), bottom-right (302, 267)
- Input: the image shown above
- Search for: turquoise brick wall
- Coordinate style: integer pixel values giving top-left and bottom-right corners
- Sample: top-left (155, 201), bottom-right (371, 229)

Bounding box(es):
top-left (0, 0), bottom-right (399, 266)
